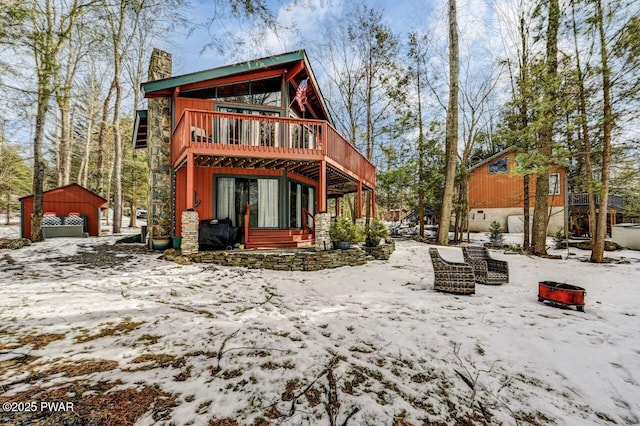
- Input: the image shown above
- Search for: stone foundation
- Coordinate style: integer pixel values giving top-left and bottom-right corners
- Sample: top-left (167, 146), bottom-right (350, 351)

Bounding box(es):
top-left (362, 241), bottom-right (395, 260)
top-left (177, 242), bottom-right (396, 271)
top-left (181, 210), bottom-right (199, 255)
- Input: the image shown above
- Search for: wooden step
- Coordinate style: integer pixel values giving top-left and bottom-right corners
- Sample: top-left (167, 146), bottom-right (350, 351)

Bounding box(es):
top-left (249, 234), bottom-right (312, 242)
top-left (246, 239), bottom-right (314, 249)
top-left (246, 228), bottom-right (314, 248)
top-left (248, 229), bottom-right (309, 236)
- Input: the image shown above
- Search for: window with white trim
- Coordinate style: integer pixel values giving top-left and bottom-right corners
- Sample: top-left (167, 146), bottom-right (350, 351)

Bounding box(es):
top-left (549, 173), bottom-right (561, 195)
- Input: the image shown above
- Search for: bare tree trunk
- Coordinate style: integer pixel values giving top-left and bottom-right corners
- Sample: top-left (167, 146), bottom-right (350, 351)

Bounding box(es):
top-left (523, 175), bottom-right (530, 249)
top-left (591, 0), bottom-right (613, 263)
top-left (31, 89), bottom-right (49, 242)
top-left (126, 28), bottom-right (147, 230)
top-left (55, 71), bottom-right (64, 187)
top-left (437, 0), bottom-right (459, 246)
top-left (78, 109), bottom-right (94, 186)
top-left (531, 0), bottom-right (560, 256)
top-left (96, 83), bottom-right (114, 196)
top-left (105, 156), bottom-right (114, 226)
top-left (64, 107), bottom-right (75, 185)
top-left (417, 57), bottom-right (426, 237)
top-left (571, 4), bottom-right (597, 247)
top-left (78, 69), bottom-right (100, 187)
top-left (61, 41), bottom-right (79, 186)
top-left (519, 11), bottom-right (531, 251)
top-left (112, 67), bottom-right (123, 233)
top-left (465, 178), bottom-right (470, 242)
top-left (364, 42), bottom-right (374, 225)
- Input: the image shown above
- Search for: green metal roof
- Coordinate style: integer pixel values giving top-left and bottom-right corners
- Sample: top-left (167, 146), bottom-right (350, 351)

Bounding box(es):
top-left (142, 50), bottom-right (307, 96)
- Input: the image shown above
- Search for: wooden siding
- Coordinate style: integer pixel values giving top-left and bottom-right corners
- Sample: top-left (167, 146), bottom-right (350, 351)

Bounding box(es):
top-left (468, 151), bottom-right (566, 209)
top-left (20, 184), bottom-right (107, 238)
top-left (174, 166), bottom-right (318, 237)
top-left (174, 98), bottom-right (215, 125)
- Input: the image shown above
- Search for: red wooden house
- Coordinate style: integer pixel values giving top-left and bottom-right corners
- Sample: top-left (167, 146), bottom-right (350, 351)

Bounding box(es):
top-left (467, 147), bottom-right (567, 235)
top-left (134, 50), bottom-right (375, 248)
top-left (20, 183), bottom-right (108, 239)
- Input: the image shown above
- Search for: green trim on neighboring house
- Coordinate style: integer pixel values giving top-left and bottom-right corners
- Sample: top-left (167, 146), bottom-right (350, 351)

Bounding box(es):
top-left (142, 51), bottom-right (306, 95)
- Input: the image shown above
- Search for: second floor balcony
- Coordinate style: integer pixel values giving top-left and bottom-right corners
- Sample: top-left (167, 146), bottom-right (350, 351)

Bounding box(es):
top-left (172, 109), bottom-right (376, 188)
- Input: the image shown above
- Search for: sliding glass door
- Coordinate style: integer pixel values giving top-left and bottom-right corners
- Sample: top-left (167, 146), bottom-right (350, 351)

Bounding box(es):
top-left (289, 181), bottom-right (315, 228)
top-left (216, 177), bottom-right (279, 228)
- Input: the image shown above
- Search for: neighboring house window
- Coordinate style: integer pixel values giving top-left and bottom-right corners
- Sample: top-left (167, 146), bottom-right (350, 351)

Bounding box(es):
top-left (549, 173), bottom-right (561, 195)
top-left (488, 157), bottom-right (508, 174)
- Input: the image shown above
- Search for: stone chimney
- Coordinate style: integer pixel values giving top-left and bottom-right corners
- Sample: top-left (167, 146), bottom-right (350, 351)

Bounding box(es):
top-left (147, 49), bottom-right (173, 242)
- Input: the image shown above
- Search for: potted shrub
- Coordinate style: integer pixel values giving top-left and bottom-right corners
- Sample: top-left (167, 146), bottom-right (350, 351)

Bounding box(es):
top-left (364, 218), bottom-right (389, 247)
top-left (150, 222), bottom-right (171, 250)
top-left (329, 216), bottom-right (360, 249)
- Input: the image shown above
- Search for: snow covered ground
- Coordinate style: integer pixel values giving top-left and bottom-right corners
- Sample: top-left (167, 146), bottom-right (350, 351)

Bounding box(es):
top-left (1, 221), bottom-right (639, 425)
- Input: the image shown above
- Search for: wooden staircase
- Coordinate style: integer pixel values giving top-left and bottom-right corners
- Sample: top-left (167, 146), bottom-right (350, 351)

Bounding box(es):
top-left (246, 228), bottom-right (314, 249)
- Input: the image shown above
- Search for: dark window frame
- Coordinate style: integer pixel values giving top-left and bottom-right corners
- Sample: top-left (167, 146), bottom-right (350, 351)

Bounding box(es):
top-left (488, 157), bottom-right (508, 174)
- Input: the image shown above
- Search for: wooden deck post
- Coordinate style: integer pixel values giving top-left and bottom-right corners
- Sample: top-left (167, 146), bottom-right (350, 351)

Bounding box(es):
top-left (318, 160), bottom-right (327, 212)
top-left (186, 152), bottom-right (194, 209)
top-left (336, 198), bottom-right (341, 217)
top-left (371, 189), bottom-right (376, 218)
top-left (357, 180), bottom-right (363, 218)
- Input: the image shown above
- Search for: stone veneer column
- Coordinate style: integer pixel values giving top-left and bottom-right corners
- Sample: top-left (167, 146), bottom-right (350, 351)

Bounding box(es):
top-left (355, 217), bottom-right (367, 233)
top-left (314, 212), bottom-right (331, 251)
top-left (181, 210), bottom-right (199, 255)
top-left (147, 49), bottom-right (173, 242)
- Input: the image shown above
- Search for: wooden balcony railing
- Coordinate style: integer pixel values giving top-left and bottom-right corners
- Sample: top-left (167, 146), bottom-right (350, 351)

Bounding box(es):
top-left (173, 109), bottom-right (324, 162)
top-left (173, 109), bottom-right (376, 186)
top-left (569, 193), bottom-right (624, 210)
top-left (302, 207), bottom-right (315, 234)
top-left (323, 123), bottom-right (376, 185)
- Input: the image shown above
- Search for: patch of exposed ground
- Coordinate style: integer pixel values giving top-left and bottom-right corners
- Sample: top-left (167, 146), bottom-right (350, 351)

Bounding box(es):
top-left (0, 380), bottom-right (177, 426)
top-left (74, 318), bottom-right (145, 343)
top-left (51, 243), bottom-right (153, 270)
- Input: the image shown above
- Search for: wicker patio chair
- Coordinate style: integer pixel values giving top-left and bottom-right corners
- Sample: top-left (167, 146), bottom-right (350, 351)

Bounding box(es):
top-left (428, 248), bottom-right (476, 295)
top-left (462, 246), bottom-right (509, 285)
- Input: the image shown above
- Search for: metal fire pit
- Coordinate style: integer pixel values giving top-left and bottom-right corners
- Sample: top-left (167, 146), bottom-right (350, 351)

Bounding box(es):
top-left (538, 281), bottom-right (585, 312)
